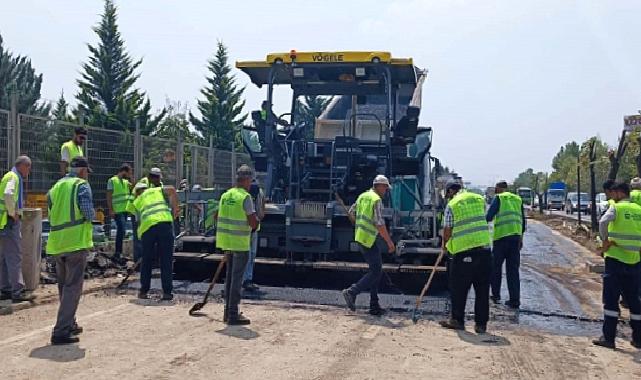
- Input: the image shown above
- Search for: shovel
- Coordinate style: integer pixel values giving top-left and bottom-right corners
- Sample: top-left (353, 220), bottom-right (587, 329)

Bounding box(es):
top-left (412, 248), bottom-right (446, 323)
top-left (189, 254), bottom-right (227, 316)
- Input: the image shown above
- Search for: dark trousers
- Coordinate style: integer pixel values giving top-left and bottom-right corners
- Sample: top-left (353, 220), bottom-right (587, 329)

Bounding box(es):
top-left (113, 213), bottom-right (127, 256)
top-left (449, 247), bottom-right (491, 326)
top-left (140, 222), bottom-right (174, 295)
top-left (349, 238), bottom-right (383, 306)
top-left (602, 258), bottom-right (641, 343)
top-left (491, 235), bottom-right (521, 305)
top-left (52, 251), bottom-right (87, 338)
top-left (131, 218), bottom-right (142, 263)
top-left (224, 251), bottom-right (249, 319)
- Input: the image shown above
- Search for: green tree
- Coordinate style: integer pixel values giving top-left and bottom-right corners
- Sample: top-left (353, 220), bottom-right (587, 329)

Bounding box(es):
top-left (294, 95), bottom-right (333, 138)
top-left (76, 0), bottom-right (164, 132)
top-left (52, 90), bottom-right (72, 121)
top-left (0, 33), bottom-right (49, 115)
top-left (190, 41), bottom-right (246, 149)
top-left (152, 99), bottom-right (198, 143)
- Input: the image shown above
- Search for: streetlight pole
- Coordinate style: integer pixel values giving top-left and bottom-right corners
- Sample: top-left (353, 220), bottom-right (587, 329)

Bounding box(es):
top-left (577, 154), bottom-right (582, 226)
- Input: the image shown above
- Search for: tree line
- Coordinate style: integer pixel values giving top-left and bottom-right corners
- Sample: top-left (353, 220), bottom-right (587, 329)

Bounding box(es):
top-left (0, 0), bottom-right (330, 151)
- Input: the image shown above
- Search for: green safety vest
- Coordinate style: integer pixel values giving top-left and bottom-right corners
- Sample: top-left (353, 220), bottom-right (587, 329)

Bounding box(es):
top-left (204, 199), bottom-right (219, 230)
top-left (605, 201), bottom-right (641, 265)
top-left (132, 187), bottom-right (173, 238)
top-left (354, 189), bottom-right (381, 249)
top-left (216, 187), bottom-right (251, 251)
top-left (46, 177), bottom-right (93, 255)
top-left (109, 176), bottom-right (132, 214)
top-left (493, 192), bottom-right (523, 241)
top-left (61, 140), bottom-right (84, 172)
top-left (630, 190), bottom-right (641, 207)
top-left (446, 191), bottom-right (491, 255)
top-left (260, 109), bottom-right (267, 120)
top-left (0, 171), bottom-right (20, 229)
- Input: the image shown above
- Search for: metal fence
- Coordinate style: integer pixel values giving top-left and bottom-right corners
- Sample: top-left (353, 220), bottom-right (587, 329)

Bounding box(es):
top-left (1, 109), bottom-right (251, 210)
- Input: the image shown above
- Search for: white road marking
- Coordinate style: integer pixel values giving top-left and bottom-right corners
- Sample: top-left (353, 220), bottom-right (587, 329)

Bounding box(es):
top-left (0, 303), bottom-right (132, 346)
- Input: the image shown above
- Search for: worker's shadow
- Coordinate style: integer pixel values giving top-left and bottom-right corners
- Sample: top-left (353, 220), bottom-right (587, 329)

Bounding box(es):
top-left (129, 299), bottom-right (176, 307)
top-left (456, 330), bottom-right (511, 346)
top-left (30, 344), bottom-right (86, 362)
top-left (357, 314), bottom-right (406, 329)
top-left (215, 326), bottom-right (260, 340)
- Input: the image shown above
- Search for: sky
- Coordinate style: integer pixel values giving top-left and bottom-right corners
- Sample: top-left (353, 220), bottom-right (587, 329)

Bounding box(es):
top-left (2, 0), bottom-right (640, 186)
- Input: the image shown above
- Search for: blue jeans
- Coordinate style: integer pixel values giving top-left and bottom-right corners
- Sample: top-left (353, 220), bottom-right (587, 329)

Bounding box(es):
top-left (140, 222), bottom-right (174, 295)
top-left (243, 231), bottom-right (258, 283)
top-left (349, 238), bottom-right (383, 306)
top-left (602, 258), bottom-right (641, 343)
top-left (491, 235), bottom-right (521, 305)
top-left (113, 213), bottom-right (127, 257)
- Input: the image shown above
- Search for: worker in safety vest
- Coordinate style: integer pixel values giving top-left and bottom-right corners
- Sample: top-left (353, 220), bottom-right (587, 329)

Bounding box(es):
top-left (47, 156), bottom-right (94, 345)
top-left (107, 163), bottom-right (133, 261)
top-left (342, 175), bottom-right (395, 316)
top-left (216, 165), bottom-right (258, 325)
top-left (60, 126), bottom-right (87, 175)
top-left (128, 167), bottom-right (164, 262)
top-left (439, 180), bottom-right (492, 333)
top-left (243, 178), bottom-right (265, 292)
top-left (630, 177), bottom-right (641, 206)
top-left (486, 181), bottom-right (526, 309)
top-left (0, 156), bottom-right (34, 303)
top-left (592, 182), bottom-right (641, 349)
top-left (136, 167), bottom-right (164, 189)
top-left (129, 181), bottom-right (179, 301)
top-left (204, 198), bottom-right (219, 233)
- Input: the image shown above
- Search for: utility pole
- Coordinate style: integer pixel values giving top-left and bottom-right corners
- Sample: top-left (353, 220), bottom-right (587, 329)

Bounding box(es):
top-left (588, 139), bottom-right (598, 232)
top-left (577, 153), bottom-right (582, 226)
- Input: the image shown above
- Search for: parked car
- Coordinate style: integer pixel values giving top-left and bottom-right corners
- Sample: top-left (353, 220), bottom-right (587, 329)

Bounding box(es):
top-left (109, 217), bottom-right (134, 240)
top-left (594, 192), bottom-right (609, 215)
top-left (565, 192), bottom-right (590, 215)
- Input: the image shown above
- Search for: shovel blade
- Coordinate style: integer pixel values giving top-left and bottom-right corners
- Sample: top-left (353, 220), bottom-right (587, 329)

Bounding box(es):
top-left (189, 302), bottom-right (206, 316)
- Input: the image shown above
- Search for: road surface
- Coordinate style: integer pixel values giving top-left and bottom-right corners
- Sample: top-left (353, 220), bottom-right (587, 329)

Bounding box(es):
top-left (0, 220), bottom-right (639, 379)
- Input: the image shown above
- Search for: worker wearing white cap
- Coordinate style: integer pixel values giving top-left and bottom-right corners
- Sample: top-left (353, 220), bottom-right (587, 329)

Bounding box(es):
top-left (342, 174), bottom-right (395, 316)
top-left (136, 167), bottom-right (164, 189)
top-left (630, 177), bottom-right (641, 206)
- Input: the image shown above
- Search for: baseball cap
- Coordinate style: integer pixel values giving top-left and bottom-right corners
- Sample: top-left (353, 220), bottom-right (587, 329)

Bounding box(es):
top-left (237, 164), bottom-right (254, 179)
top-left (630, 177), bottom-right (641, 190)
top-left (149, 167), bottom-right (162, 178)
top-left (373, 174), bottom-right (390, 187)
top-left (70, 156), bottom-right (92, 173)
top-left (134, 182), bottom-right (148, 190)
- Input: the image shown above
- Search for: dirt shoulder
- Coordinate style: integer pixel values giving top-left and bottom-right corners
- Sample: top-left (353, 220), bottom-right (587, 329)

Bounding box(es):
top-left (1, 293), bottom-right (640, 380)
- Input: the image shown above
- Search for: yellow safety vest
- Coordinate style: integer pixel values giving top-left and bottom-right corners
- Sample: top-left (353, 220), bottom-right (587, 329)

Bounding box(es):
top-left (354, 189), bottom-right (381, 248)
top-left (61, 140), bottom-right (84, 172)
top-left (630, 190), bottom-right (641, 207)
top-left (132, 187), bottom-right (173, 238)
top-left (606, 201), bottom-right (641, 265)
top-left (446, 191), bottom-right (491, 255)
top-left (109, 176), bottom-right (132, 214)
top-left (493, 192), bottom-right (523, 241)
top-left (46, 177), bottom-right (93, 255)
top-left (0, 171), bottom-right (20, 229)
top-left (216, 187), bottom-right (251, 251)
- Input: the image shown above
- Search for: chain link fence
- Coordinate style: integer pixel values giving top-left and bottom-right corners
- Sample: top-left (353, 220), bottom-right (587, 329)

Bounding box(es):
top-left (0, 109), bottom-right (252, 212)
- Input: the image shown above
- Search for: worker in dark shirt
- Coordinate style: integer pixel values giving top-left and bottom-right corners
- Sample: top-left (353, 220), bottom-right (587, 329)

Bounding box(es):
top-left (486, 181), bottom-right (526, 309)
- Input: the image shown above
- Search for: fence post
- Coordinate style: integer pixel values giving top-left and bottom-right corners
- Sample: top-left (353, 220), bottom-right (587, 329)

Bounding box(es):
top-left (208, 136), bottom-right (214, 187)
top-left (134, 119), bottom-right (142, 181)
top-left (78, 110), bottom-right (87, 161)
top-left (8, 92), bottom-right (17, 169)
top-left (231, 140), bottom-right (236, 185)
top-left (190, 145), bottom-right (197, 186)
top-left (176, 131), bottom-right (183, 187)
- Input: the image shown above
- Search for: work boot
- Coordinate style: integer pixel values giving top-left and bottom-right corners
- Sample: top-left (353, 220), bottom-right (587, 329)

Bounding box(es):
top-left (490, 296), bottom-right (501, 305)
top-left (161, 293), bottom-right (174, 301)
top-left (242, 281), bottom-right (260, 292)
top-left (592, 337), bottom-right (615, 349)
top-left (632, 340), bottom-right (641, 349)
top-left (71, 323), bottom-right (83, 336)
top-left (137, 291), bottom-right (148, 300)
top-left (0, 291), bottom-right (11, 300)
top-left (474, 324), bottom-right (487, 334)
top-left (342, 289), bottom-right (356, 311)
top-left (504, 300), bottom-right (520, 310)
top-left (227, 314), bottom-right (251, 325)
top-left (439, 319), bottom-right (465, 330)
top-left (51, 335), bottom-right (80, 345)
top-left (369, 304), bottom-right (386, 316)
top-left (12, 291), bottom-right (36, 303)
